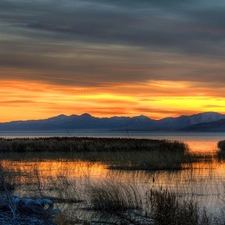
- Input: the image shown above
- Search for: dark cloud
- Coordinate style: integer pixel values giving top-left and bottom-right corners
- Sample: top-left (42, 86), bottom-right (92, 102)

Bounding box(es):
top-left (1, 0), bottom-right (225, 87)
top-left (1, 0), bottom-right (225, 55)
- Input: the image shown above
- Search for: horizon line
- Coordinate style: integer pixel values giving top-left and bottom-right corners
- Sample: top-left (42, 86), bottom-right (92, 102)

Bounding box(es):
top-left (0, 111), bottom-right (222, 123)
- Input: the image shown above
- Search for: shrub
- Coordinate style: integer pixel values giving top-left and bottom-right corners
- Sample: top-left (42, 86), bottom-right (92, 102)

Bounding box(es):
top-left (148, 189), bottom-right (212, 225)
top-left (218, 140), bottom-right (225, 151)
top-left (86, 180), bottom-right (141, 212)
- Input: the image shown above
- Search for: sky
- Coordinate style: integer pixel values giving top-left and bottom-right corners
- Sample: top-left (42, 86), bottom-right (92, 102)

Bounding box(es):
top-left (2, 0), bottom-right (225, 122)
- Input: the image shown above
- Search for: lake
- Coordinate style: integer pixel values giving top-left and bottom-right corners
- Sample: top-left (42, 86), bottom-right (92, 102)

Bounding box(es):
top-left (1, 131), bottom-right (225, 221)
top-left (1, 130), bottom-right (224, 152)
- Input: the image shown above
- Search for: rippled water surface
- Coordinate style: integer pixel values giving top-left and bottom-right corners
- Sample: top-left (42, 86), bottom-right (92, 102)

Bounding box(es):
top-left (1, 132), bottom-right (225, 215)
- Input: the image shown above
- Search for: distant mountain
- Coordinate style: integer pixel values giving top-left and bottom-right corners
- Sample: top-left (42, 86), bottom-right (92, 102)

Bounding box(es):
top-left (0, 112), bottom-right (225, 132)
top-left (180, 118), bottom-right (225, 131)
top-left (156, 112), bottom-right (225, 130)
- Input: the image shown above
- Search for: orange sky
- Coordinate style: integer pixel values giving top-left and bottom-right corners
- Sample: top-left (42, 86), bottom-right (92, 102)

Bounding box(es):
top-left (2, 77), bottom-right (225, 122)
top-left (2, 1), bottom-right (225, 122)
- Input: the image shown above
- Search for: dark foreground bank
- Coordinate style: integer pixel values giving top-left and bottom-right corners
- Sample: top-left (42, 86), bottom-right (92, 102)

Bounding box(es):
top-left (0, 213), bottom-right (56, 225)
top-left (0, 137), bottom-right (191, 170)
top-left (0, 194), bottom-right (58, 225)
top-left (0, 136), bottom-right (188, 153)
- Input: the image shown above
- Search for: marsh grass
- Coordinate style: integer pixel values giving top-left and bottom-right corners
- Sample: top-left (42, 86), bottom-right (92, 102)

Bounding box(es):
top-left (98, 150), bottom-right (190, 170)
top-left (0, 137), bottom-right (196, 170)
top-left (1, 137), bottom-right (225, 224)
top-left (217, 140), bottom-right (225, 161)
top-left (0, 137), bottom-right (187, 153)
top-left (85, 179), bottom-right (222, 225)
top-left (0, 168), bottom-right (16, 192)
top-left (218, 140), bottom-right (225, 151)
top-left (45, 176), bottom-right (83, 205)
top-left (148, 189), bottom-right (213, 225)
top-left (85, 180), bottom-right (154, 225)
top-left (87, 180), bottom-right (142, 212)
top-left (1, 160), bottom-right (225, 225)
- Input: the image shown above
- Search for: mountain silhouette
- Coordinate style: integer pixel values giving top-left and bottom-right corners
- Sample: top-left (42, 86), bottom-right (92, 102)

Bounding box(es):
top-left (0, 112), bottom-right (225, 131)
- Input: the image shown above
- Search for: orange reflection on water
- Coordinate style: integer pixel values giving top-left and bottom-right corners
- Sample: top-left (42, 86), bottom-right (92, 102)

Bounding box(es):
top-left (2, 160), bottom-right (108, 182)
top-left (186, 141), bottom-right (218, 153)
top-left (2, 156), bottom-right (225, 183)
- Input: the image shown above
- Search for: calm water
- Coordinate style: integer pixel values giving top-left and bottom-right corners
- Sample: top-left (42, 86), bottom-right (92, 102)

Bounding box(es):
top-left (1, 131), bottom-right (225, 216)
top-left (1, 130), bottom-right (225, 140)
top-left (4, 158), bottom-right (225, 215)
top-left (1, 130), bottom-right (224, 152)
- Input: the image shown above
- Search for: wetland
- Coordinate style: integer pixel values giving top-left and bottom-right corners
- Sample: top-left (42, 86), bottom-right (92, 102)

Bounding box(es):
top-left (1, 135), bottom-right (225, 224)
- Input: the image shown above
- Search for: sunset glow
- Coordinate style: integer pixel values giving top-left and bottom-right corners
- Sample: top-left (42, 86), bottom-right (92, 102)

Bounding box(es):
top-left (1, 79), bottom-right (225, 122)
top-left (2, 1), bottom-right (225, 122)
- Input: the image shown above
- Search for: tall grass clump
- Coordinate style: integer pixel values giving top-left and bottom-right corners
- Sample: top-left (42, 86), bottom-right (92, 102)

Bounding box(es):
top-left (86, 180), bottom-right (142, 213)
top-left (148, 189), bottom-right (213, 225)
top-left (217, 140), bottom-right (225, 161)
top-left (85, 181), bottom-right (218, 225)
top-left (85, 180), bottom-right (154, 225)
top-left (218, 140), bottom-right (225, 151)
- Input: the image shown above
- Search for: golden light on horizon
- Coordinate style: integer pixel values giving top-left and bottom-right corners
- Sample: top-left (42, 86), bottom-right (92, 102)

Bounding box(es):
top-left (1, 79), bottom-right (225, 122)
top-left (2, 0), bottom-right (225, 124)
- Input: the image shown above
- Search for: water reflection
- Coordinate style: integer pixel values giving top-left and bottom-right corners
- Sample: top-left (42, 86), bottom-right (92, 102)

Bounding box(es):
top-left (1, 160), bottom-right (108, 182)
top-left (1, 139), bottom-right (225, 216)
top-left (186, 141), bottom-right (218, 153)
top-left (1, 157), bottom-right (225, 214)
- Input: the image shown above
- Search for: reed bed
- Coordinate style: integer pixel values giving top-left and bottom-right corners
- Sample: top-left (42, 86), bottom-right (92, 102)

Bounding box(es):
top-left (0, 137), bottom-right (187, 153)
top-left (99, 150), bottom-right (191, 170)
top-left (0, 158), bottom-right (225, 225)
top-left (0, 138), bottom-right (225, 224)
top-left (147, 189), bottom-right (212, 225)
top-left (0, 137), bottom-right (194, 170)
top-left (85, 180), bottom-right (225, 225)
top-left (86, 180), bottom-right (141, 212)
top-left (217, 140), bottom-right (225, 161)
top-left (218, 140), bottom-right (225, 151)
top-left (80, 179), bottom-right (223, 225)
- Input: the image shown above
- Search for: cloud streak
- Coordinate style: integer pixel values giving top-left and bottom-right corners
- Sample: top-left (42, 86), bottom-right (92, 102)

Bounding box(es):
top-left (1, 0), bottom-right (225, 120)
top-left (2, 0), bottom-right (225, 56)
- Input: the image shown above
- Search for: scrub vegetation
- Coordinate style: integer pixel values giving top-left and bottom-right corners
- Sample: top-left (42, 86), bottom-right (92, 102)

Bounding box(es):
top-left (218, 140), bottom-right (225, 151)
top-left (0, 137), bottom-right (224, 224)
top-left (0, 137), bottom-right (187, 153)
top-left (0, 137), bottom-right (192, 170)
top-left (217, 140), bottom-right (225, 160)
top-left (0, 170), bottom-right (223, 225)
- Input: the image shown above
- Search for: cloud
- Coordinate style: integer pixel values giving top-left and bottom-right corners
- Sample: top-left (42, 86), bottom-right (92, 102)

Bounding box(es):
top-left (1, 0), bottom-right (225, 89)
top-left (204, 104), bottom-right (225, 108)
top-left (2, 43), bottom-right (225, 89)
top-left (1, 0), bottom-right (225, 56)
top-left (134, 107), bottom-right (201, 118)
top-left (0, 100), bottom-right (34, 104)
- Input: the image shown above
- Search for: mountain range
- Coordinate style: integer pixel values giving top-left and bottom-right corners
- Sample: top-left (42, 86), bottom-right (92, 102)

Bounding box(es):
top-left (1, 112), bottom-right (225, 132)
